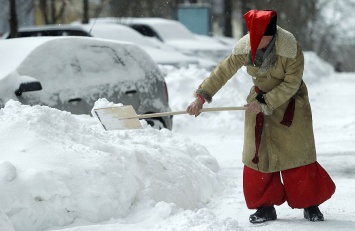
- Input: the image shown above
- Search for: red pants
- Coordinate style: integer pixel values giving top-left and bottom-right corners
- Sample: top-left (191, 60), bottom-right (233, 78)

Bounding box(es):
top-left (243, 162), bottom-right (336, 209)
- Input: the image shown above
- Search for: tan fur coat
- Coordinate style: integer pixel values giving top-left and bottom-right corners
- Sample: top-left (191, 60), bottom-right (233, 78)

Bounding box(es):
top-left (196, 26), bottom-right (316, 173)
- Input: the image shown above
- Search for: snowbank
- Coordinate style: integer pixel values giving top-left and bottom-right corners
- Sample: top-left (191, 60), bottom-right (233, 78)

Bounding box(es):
top-left (0, 100), bottom-right (220, 231)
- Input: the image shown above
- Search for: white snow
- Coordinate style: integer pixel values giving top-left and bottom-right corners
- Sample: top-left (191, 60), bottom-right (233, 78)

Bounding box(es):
top-left (0, 48), bottom-right (355, 231)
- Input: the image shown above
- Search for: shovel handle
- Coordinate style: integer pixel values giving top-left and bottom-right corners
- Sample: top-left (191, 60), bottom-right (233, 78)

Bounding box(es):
top-left (133, 106), bottom-right (247, 119)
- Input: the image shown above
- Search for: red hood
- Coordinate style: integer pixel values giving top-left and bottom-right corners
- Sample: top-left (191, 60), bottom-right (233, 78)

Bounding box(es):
top-left (244, 10), bottom-right (276, 62)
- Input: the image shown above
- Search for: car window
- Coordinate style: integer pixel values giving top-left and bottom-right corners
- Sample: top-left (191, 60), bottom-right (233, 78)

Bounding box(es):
top-left (131, 25), bottom-right (157, 38)
top-left (61, 30), bottom-right (91, 36)
top-left (17, 31), bottom-right (44, 37)
top-left (15, 29), bottom-right (91, 38)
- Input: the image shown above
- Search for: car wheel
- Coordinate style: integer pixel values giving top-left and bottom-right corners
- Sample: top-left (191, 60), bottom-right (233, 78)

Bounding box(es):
top-left (146, 119), bottom-right (165, 130)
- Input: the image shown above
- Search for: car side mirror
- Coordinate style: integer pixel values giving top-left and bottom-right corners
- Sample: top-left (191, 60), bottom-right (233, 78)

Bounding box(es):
top-left (15, 81), bottom-right (42, 96)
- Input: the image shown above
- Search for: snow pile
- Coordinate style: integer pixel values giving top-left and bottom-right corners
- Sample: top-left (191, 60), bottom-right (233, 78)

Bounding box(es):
top-left (303, 51), bottom-right (334, 83)
top-left (0, 100), bottom-right (220, 231)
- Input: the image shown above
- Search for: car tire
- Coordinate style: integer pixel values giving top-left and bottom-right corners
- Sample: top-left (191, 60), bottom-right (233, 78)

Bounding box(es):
top-left (146, 119), bottom-right (165, 130)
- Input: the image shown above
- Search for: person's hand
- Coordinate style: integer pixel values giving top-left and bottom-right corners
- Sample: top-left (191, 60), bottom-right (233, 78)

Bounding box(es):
top-left (245, 101), bottom-right (262, 114)
top-left (187, 98), bottom-right (204, 117)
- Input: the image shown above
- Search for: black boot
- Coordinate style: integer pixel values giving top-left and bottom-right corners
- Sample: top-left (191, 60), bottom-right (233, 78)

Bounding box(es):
top-left (249, 206), bottom-right (277, 224)
top-left (304, 206), bottom-right (324, 221)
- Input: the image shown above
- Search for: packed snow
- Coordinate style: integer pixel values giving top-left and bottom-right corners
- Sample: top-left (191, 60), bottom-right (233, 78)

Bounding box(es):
top-left (0, 51), bottom-right (354, 231)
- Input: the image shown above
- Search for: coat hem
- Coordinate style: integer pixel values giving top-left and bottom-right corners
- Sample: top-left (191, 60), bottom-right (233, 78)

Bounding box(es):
top-left (242, 158), bottom-right (317, 173)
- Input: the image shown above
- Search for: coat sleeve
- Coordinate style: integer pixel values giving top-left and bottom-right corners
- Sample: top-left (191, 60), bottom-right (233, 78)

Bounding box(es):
top-left (264, 43), bottom-right (304, 110)
top-left (195, 54), bottom-right (246, 103)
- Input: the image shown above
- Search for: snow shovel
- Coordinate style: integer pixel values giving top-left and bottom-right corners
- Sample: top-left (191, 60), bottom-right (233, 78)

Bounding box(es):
top-left (94, 105), bottom-right (247, 130)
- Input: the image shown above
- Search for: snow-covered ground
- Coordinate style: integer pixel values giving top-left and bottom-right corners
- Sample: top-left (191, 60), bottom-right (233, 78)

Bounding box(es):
top-left (0, 52), bottom-right (354, 231)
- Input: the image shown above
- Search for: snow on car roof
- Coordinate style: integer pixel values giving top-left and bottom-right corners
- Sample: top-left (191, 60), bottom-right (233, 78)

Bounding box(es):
top-left (93, 17), bottom-right (196, 41)
top-left (80, 23), bottom-right (154, 47)
top-left (77, 24), bottom-right (201, 66)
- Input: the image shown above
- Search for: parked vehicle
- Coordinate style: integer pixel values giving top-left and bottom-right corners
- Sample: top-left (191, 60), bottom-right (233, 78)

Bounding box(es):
top-left (115, 17), bottom-right (232, 63)
top-left (79, 24), bottom-right (211, 68)
top-left (3, 24), bottom-right (216, 69)
top-left (0, 37), bottom-right (173, 129)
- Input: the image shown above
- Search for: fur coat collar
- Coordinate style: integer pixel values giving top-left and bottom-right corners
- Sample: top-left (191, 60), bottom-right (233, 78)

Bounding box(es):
top-left (232, 26), bottom-right (298, 60)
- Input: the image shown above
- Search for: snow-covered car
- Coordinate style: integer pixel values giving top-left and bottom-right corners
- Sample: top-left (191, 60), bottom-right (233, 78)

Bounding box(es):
top-left (78, 23), bottom-right (208, 68)
top-left (3, 24), bottom-right (216, 70)
top-left (0, 36), bottom-right (173, 129)
top-left (117, 17), bottom-right (231, 63)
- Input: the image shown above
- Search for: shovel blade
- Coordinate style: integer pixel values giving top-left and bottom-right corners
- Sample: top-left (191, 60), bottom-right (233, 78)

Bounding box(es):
top-left (94, 105), bottom-right (142, 130)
